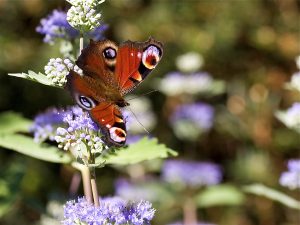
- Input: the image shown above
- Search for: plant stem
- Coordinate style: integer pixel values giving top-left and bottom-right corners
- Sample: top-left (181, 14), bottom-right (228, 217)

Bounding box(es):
top-left (79, 35), bottom-right (84, 55)
top-left (72, 162), bottom-right (93, 204)
top-left (81, 165), bottom-right (94, 204)
top-left (90, 167), bottom-right (100, 207)
top-left (183, 197), bottom-right (197, 225)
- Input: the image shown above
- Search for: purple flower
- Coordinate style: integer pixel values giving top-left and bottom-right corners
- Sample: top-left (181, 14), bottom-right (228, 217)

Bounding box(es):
top-left (159, 72), bottom-right (214, 96)
top-left (36, 10), bottom-right (79, 44)
top-left (162, 160), bottom-right (222, 187)
top-left (279, 159), bottom-right (300, 190)
top-left (63, 106), bottom-right (98, 132)
top-left (30, 107), bottom-right (67, 142)
top-left (170, 103), bottom-right (214, 130)
top-left (55, 106), bottom-right (105, 152)
top-left (63, 196), bottom-right (155, 225)
top-left (115, 178), bottom-right (157, 201)
top-left (170, 102), bottom-right (214, 140)
top-left (36, 9), bottom-right (108, 44)
top-left (88, 24), bottom-right (109, 41)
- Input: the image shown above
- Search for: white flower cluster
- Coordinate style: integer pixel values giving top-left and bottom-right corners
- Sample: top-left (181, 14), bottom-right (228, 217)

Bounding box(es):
top-left (159, 72), bottom-right (214, 96)
top-left (176, 52), bottom-right (204, 73)
top-left (289, 72), bottom-right (300, 92)
top-left (285, 55), bottom-right (300, 92)
top-left (276, 103), bottom-right (300, 133)
top-left (66, 0), bottom-right (105, 32)
top-left (44, 58), bottom-right (82, 87)
top-left (55, 127), bottom-right (104, 154)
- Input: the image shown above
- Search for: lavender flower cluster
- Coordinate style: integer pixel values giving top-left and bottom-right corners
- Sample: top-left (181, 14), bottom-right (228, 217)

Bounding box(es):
top-left (162, 160), bottom-right (222, 188)
top-left (159, 72), bottom-right (214, 96)
top-left (55, 106), bottom-right (106, 156)
top-left (36, 10), bottom-right (78, 44)
top-left (115, 179), bottom-right (157, 202)
top-left (30, 107), bottom-right (67, 142)
top-left (279, 159), bottom-right (300, 190)
top-left (36, 9), bottom-right (107, 44)
top-left (63, 197), bottom-right (155, 225)
top-left (170, 102), bottom-right (214, 140)
top-left (170, 102), bottom-right (214, 131)
top-left (31, 106), bottom-right (107, 160)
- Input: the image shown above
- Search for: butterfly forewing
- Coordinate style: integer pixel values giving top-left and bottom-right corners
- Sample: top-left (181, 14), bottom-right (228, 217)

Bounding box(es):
top-left (115, 38), bottom-right (163, 95)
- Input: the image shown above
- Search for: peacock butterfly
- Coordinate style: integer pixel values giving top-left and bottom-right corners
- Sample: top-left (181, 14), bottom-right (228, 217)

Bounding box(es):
top-left (66, 37), bottom-right (163, 146)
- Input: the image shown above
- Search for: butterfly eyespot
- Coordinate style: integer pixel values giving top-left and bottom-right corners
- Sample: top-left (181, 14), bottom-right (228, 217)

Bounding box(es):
top-left (142, 45), bottom-right (161, 69)
top-left (74, 94), bottom-right (96, 110)
top-left (103, 47), bottom-right (116, 59)
top-left (109, 127), bottom-right (126, 143)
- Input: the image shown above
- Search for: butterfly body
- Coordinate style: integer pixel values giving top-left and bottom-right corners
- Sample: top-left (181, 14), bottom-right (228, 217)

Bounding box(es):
top-left (66, 37), bottom-right (163, 146)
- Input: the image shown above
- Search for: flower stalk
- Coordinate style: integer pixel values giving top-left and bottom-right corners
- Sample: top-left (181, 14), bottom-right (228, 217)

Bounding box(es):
top-left (72, 162), bottom-right (93, 204)
top-left (183, 197), bottom-right (197, 225)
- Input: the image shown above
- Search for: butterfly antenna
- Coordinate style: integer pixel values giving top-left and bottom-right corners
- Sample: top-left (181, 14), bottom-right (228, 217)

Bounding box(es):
top-left (126, 89), bottom-right (158, 101)
top-left (126, 106), bottom-right (150, 134)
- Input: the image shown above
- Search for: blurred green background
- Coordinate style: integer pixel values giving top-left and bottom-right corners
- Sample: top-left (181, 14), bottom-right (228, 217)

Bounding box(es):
top-left (0, 0), bottom-right (299, 225)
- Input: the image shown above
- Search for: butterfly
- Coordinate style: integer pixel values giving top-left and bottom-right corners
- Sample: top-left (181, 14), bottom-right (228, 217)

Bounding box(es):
top-left (66, 37), bottom-right (163, 146)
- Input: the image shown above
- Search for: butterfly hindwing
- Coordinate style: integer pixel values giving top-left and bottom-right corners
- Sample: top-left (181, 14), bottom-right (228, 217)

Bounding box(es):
top-left (90, 103), bottom-right (126, 146)
top-left (115, 37), bottom-right (163, 95)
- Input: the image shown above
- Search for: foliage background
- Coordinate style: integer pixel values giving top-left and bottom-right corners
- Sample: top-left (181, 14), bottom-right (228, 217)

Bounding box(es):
top-left (0, 0), bottom-right (299, 224)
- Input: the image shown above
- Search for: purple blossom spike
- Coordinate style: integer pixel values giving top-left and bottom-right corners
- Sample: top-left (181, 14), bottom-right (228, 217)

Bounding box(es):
top-left (162, 160), bottom-right (222, 187)
top-left (36, 9), bottom-right (108, 44)
top-left (279, 159), bottom-right (300, 190)
top-left (115, 178), bottom-right (157, 201)
top-left (170, 102), bottom-right (214, 140)
top-left (88, 24), bottom-right (109, 41)
top-left (170, 102), bottom-right (214, 131)
top-left (36, 10), bottom-right (79, 44)
top-left (63, 196), bottom-right (155, 225)
top-left (30, 107), bottom-right (67, 142)
top-left (54, 106), bottom-right (105, 153)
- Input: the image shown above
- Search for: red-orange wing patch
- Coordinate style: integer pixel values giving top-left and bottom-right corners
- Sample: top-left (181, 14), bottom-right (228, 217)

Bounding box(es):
top-left (115, 38), bottom-right (163, 95)
top-left (90, 103), bottom-right (126, 146)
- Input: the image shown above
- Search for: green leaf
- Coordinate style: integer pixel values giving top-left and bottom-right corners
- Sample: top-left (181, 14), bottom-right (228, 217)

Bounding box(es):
top-left (196, 184), bottom-right (245, 207)
top-left (8, 70), bottom-right (60, 88)
top-left (0, 111), bottom-right (32, 133)
top-left (0, 133), bottom-right (72, 164)
top-left (99, 137), bottom-right (177, 165)
top-left (0, 163), bottom-right (26, 217)
top-left (243, 183), bottom-right (300, 210)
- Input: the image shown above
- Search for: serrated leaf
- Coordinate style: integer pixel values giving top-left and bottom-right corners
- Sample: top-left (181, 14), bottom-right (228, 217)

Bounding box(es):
top-left (99, 137), bottom-right (177, 165)
top-left (196, 184), bottom-right (245, 207)
top-left (8, 70), bottom-right (60, 88)
top-left (0, 111), bottom-right (32, 133)
top-left (244, 183), bottom-right (300, 210)
top-left (0, 133), bottom-right (72, 163)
